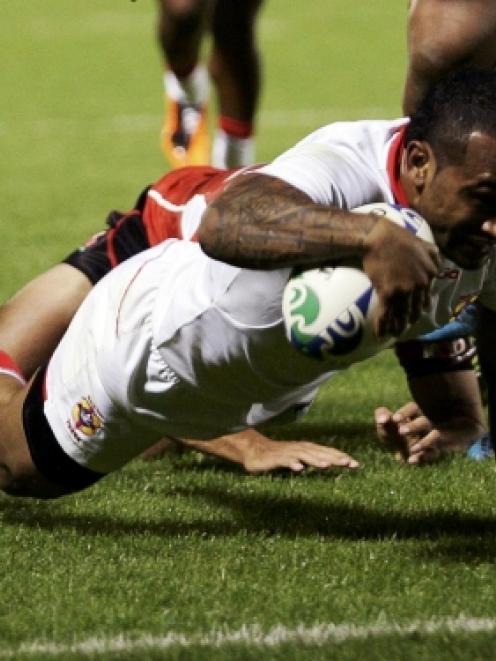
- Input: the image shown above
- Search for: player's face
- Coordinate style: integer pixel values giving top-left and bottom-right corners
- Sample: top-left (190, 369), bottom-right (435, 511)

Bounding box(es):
top-left (410, 131), bottom-right (496, 269)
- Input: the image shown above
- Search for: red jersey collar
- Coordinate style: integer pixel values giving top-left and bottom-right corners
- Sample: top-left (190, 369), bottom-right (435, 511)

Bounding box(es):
top-left (386, 125), bottom-right (409, 206)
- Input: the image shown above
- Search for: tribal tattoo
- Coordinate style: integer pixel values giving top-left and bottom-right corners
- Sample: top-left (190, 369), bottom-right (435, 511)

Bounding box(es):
top-left (199, 174), bottom-right (376, 269)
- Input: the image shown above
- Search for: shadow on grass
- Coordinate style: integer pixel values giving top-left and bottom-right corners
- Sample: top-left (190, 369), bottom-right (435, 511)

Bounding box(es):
top-left (0, 484), bottom-right (495, 563)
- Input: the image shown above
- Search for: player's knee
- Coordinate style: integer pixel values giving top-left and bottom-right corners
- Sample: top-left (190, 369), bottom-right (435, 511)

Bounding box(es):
top-left (159, 0), bottom-right (205, 26)
top-left (0, 461), bottom-right (66, 499)
top-left (0, 460), bottom-right (31, 497)
top-left (0, 385), bottom-right (67, 499)
top-left (0, 431), bottom-right (78, 499)
top-left (0, 462), bottom-right (15, 493)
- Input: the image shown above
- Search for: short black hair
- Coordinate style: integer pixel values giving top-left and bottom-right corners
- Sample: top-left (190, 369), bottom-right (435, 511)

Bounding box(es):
top-left (405, 68), bottom-right (496, 166)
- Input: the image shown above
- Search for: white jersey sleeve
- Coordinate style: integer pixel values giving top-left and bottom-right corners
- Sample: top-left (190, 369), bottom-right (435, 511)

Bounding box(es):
top-left (258, 119), bottom-right (408, 208)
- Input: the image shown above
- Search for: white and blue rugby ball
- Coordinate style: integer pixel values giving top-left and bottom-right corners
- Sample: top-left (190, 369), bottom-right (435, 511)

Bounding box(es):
top-left (282, 203), bottom-right (435, 366)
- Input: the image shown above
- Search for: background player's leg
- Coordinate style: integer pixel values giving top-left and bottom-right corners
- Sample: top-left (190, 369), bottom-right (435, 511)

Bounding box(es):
top-left (209, 0), bottom-right (263, 168)
top-left (158, 0), bottom-right (211, 167)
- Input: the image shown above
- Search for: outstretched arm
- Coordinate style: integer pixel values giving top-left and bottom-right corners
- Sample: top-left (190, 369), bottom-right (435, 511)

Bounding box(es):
top-left (181, 430), bottom-right (359, 473)
top-left (142, 429), bottom-right (359, 473)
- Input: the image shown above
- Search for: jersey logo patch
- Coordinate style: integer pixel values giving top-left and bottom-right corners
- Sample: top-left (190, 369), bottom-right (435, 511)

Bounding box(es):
top-left (70, 396), bottom-right (104, 438)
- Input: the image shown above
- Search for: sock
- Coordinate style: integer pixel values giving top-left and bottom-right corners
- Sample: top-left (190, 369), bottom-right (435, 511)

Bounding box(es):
top-left (212, 116), bottom-right (255, 168)
top-left (218, 116), bottom-right (254, 140)
top-left (0, 350), bottom-right (26, 385)
top-left (212, 129), bottom-right (255, 168)
top-left (164, 64), bottom-right (209, 106)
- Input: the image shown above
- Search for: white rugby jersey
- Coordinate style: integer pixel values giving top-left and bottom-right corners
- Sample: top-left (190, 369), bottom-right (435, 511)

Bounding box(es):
top-left (44, 241), bottom-right (334, 472)
top-left (43, 118), bottom-right (496, 473)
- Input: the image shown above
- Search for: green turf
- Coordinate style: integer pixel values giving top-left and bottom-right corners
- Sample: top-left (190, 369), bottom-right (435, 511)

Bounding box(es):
top-left (1, 1), bottom-right (496, 659)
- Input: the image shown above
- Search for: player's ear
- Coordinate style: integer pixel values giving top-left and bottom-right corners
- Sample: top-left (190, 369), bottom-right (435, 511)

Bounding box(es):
top-left (404, 140), bottom-right (436, 189)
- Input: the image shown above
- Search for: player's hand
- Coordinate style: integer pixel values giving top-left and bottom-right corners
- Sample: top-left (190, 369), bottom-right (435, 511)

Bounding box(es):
top-left (363, 217), bottom-right (440, 337)
top-left (163, 431), bottom-right (359, 474)
top-left (375, 402), bottom-right (487, 464)
top-left (405, 417), bottom-right (487, 464)
top-left (242, 438), bottom-right (360, 474)
top-left (375, 402), bottom-right (429, 461)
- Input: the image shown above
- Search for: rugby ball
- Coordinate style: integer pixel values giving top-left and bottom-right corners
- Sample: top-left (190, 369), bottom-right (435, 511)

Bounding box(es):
top-left (282, 203), bottom-right (435, 366)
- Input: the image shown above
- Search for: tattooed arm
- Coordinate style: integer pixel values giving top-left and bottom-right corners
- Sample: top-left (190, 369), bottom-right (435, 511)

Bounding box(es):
top-left (199, 173), bottom-right (439, 336)
top-left (199, 173), bottom-right (376, 268)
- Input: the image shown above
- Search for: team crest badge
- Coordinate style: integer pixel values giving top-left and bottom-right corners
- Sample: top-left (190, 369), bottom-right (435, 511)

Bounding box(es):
top-left (71, 396), bottom-right (104, 437)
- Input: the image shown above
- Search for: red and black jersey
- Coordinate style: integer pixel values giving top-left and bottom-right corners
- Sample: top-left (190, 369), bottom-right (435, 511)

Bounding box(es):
top-left (64, 165), bottom-right (241, 284)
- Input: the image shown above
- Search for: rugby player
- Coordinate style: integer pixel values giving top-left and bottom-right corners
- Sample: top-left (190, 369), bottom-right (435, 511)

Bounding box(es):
top-left (1, 69), bottom-right (495, 498)
top-left (0, 165), bottom-right (359, 476)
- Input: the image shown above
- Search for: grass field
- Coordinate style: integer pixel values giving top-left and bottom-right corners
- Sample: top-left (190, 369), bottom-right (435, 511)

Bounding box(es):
top-left (1, 2), bottom-right (496, 659)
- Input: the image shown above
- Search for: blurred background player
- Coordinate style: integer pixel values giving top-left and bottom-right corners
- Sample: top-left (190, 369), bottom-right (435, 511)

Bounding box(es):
top-left (158, 0), bottom-right (262, 169)
top-left (403, 0), bottom-right (496, 115)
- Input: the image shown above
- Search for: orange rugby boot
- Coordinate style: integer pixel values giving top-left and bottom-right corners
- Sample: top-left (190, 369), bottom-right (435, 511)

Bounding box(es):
top-left (161, 98), bottom-right (210, 169)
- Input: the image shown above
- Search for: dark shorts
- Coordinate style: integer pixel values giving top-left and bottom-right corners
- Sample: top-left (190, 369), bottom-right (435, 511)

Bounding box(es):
top-left (22, 368), bottom-right (105, 493)
top-left (63, 187), bottom-right (151, 285)
top-left (395, 337), bottom-right (476, 378)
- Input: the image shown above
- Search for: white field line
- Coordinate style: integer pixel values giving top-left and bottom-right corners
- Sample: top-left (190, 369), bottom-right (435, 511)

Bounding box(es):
top-left (0, 107), bottom-right (398, 138)
top-left (1, 616), bottom-right (496, 658)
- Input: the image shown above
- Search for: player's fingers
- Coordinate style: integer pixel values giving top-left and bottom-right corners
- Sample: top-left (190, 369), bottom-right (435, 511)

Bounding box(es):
top-left (245, 442), bottom-right (360, 473)
top-left (323, 448), bottom-right (360, 469)
top-left (296, 445), bottom-right (360, 469)
top-left (398, 414), bottom-right (433, 438)
top-left (285, 459), bottom-right (306, 473)
top-left (408, 447), bottom-right (442, 465)
top-left (374, 407), bottom-right (406, 449)
top-left (391, 400), bottom-right (422, 424)
top-left (374, 423), bottom-right (409, 461)
top-left (375, 406), bottom-right (393, 426)
top-left (375, 299), bottom-right (405, 338)
top-left (381, 294), bottom-right (410, 337)
top-left (407, 429), bottom-right (444, 464)
top-left (245, 457), bottom-right (305, 474)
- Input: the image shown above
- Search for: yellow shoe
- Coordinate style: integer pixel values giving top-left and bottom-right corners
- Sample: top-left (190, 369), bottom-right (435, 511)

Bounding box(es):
top-left (160, 98), bottom-right (210, 169)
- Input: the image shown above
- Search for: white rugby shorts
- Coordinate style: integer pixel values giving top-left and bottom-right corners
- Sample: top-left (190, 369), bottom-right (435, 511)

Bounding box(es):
top-left (43, 241), bottom-right (189, 474)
